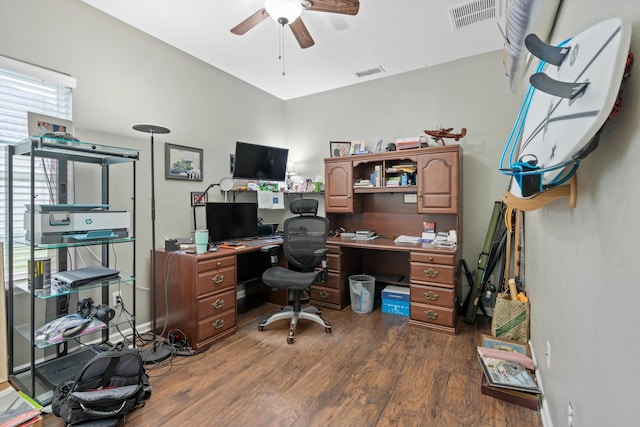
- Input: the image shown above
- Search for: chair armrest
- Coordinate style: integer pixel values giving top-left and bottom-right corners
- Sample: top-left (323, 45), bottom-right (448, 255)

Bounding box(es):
top-left (261, 244), bottom-right (280, 266)
top-left (314, 248), bottom-right (329, 283)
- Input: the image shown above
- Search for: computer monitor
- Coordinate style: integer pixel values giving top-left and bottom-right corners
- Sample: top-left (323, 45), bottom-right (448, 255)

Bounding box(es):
top-left (232, 141), bottom-right (288, 181)
top-left (205, 202), bottom-right (259, 243)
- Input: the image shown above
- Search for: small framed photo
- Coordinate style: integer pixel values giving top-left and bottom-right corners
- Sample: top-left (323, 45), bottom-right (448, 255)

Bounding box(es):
top-left (191, 191), bottom-right (208, 207)
top-left (351, 140), bottom-right (365, 154)
top-left (28, 112), bottom-right (75, 138)
top-left (480, 334), bottom-right (530, 356)
top-left (165, 143), bottom-right (203, 181)
top-left (330, 141), bottom-right (351, 158)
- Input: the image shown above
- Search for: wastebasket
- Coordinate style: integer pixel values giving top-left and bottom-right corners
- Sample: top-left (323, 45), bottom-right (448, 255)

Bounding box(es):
top-left (349, 275), bottom-right (375, 313)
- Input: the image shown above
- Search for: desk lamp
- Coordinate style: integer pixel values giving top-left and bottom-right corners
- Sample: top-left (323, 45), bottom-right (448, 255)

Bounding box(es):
top-left (132, 123), bottom-right (172, 364)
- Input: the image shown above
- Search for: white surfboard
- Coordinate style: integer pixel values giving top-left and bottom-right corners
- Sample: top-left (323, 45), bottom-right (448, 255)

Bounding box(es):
top-left (502, 0), bottom-right (561, 93)
top-left (507, 17), bottom-right (632, 198)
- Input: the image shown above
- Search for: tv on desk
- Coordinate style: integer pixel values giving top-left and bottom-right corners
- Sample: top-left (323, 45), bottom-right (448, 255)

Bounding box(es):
top-left (206, 202), bottom-right (259, 243)
top-left (232, 141), bottom-right (288, 181)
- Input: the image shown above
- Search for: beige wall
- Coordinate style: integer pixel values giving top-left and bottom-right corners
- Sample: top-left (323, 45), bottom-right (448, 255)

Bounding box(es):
top-left (2, 0), bottom-right (640, 425)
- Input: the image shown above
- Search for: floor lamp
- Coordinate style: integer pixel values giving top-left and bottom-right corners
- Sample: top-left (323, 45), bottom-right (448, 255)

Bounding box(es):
top-left (132, 123), bottom-right (172, 364)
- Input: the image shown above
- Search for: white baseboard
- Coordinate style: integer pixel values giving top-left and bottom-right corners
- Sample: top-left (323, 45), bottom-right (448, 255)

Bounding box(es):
top-left (530, 342), bottom-right (553, 427)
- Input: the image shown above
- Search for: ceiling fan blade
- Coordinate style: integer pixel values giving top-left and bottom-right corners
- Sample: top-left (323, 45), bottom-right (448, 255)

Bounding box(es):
top-left (230, 8), bottom-right (269, 35)
top-left (306, 0), bottom-right (359, 15)
top-left (289, 17), bottom-right (315, 49)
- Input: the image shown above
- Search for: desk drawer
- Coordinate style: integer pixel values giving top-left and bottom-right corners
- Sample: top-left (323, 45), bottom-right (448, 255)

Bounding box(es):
top-left (197, 266), bottom-right (235, 296)
top-left (410, 262), bottom-right (454, 286)
top-left (310, 285), bottom-right (341, 305)
top-left (410, 252), bottom-right (455, 265)
top-left (198, 289), bottom-right (237, 320)
top-left (198, 256), bottom-right (235, 273)
top-left (410, 302), bottom-right (456, 328)
top-left (327, 253), bottom-right (341, 271)
top-left (197, 309), bottom-right (236, 342)
top-left (314, 271), bottom-right (341, 289)
top-left (410, 284), bottom-right (455, 308)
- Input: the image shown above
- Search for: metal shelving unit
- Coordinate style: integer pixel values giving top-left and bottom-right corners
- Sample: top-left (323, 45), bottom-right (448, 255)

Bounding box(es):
top-left (6, 135), bottom-right (139, 405)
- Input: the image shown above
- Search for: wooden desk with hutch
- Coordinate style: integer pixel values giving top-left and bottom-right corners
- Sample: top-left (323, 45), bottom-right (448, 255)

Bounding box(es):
top-left (317, 144), bottom-right (462, 334)
top-left (153, 144), bottom-right (462, 348)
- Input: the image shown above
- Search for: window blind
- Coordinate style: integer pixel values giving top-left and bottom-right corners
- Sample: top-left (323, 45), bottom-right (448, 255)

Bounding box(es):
top-left (0, 57), bottom-right (74, 280)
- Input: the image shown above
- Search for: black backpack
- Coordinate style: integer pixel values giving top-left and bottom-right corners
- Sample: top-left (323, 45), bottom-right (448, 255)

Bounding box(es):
top-left (52, 347), bottom-right (151, 426)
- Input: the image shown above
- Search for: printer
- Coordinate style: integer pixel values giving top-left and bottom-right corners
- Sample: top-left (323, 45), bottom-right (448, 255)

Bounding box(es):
top-left (24, 204), bottom-right (130, 244)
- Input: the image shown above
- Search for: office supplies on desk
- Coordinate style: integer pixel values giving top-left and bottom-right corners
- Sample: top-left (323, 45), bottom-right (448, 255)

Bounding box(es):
top-left (394, 235), bottom-right (421, 244)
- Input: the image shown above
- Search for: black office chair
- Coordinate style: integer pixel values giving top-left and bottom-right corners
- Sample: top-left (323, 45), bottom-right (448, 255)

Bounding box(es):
top-left (259, 198), bottom-right (332, 344)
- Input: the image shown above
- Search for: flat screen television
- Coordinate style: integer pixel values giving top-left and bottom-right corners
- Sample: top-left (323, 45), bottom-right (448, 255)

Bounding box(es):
top-left (232, 141), bottom-right (288, 181)
top-left (205, 202), bottom-right (258, 243)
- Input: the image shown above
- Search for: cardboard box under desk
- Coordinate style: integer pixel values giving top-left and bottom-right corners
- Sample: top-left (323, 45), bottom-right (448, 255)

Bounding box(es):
top-left (382, 285), bottom-right (410, 316)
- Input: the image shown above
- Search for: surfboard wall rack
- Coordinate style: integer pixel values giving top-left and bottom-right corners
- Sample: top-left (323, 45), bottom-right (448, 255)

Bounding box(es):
top-left (502, 174), bottom-right (577, 211)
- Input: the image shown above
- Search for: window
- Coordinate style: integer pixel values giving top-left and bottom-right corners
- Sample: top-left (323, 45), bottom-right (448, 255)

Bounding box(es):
top-left (0, 56), bottom-right (75, 281)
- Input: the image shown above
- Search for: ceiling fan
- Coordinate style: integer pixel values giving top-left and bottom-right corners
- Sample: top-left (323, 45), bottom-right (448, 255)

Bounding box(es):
top-left (230, 0), bottom-right (360, 49)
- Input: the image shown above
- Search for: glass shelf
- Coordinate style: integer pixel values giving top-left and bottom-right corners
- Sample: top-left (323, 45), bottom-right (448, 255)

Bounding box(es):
top-left (16, 311), bottom-right (135, 349)
top-left (12, 136), bottom-right (139, 165)
top-left (13, 276), bottom-right (136, 300)
top-left (13, 236), bottom-right (136, 250)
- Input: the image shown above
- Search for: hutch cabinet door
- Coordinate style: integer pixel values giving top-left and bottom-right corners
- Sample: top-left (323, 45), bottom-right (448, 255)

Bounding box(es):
top-left (417, 150), bottom-right (459, 214)
top-left (325, 160), bottom-right (353, 213)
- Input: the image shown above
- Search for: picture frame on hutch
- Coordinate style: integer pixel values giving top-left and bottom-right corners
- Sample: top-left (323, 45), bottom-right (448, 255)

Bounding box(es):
top-left (330, 141), bottom-right (351, 158)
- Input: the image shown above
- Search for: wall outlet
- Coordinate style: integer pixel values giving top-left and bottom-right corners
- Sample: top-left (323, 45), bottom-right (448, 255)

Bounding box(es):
top-left (112, 291), bottom-right (122, 307)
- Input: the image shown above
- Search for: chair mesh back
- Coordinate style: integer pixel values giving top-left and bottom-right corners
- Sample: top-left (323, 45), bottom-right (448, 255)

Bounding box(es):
top-left (283, 214), bottom-right (329, 271)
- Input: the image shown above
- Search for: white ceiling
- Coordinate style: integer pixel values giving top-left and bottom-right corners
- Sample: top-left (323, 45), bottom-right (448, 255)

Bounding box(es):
top-left (82, 0), bottom-right (506, 100)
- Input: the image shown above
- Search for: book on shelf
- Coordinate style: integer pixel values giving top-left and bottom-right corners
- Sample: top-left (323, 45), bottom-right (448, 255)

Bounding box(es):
top-left (354, 179), bottom-right (373, 187)
top-left (374, 165), bottom-right (382, 187)
top-left (386, 176), bottom-right (401, 186)
top-left (480, 373), bottom-right (540, 410)
top-left (478, 357), bottom-right (541, 394)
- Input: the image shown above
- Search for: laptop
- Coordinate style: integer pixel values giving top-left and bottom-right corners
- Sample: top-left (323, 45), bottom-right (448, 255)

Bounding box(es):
top-left (51, 266), bottom-right (120, 287)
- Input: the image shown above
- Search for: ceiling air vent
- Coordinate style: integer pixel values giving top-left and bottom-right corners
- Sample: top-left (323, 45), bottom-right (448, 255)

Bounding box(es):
top-left (449, 0), bottom-right (497, 30)
top-left (355, 66), bottom-right (385, 78)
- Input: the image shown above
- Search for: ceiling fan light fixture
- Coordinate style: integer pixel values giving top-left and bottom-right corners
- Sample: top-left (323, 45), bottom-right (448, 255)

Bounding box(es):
top-left (265, 0), bottom-right (303, 25)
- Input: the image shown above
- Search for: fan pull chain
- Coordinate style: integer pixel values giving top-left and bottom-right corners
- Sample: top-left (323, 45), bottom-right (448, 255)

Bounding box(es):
top-left (279, 23), bottom-right (286, 76)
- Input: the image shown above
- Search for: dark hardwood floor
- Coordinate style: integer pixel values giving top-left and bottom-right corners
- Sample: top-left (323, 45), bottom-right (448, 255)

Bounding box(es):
top-left (43, 300), bottom-right (542, 426)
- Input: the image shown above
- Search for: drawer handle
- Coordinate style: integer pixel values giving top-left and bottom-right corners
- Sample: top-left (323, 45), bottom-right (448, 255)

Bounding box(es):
top-left (319, 291), bottom-right (329, 299)
top-left (212, 319), bottom-right (225, 329)
top-left (424, 268), bottom-right (439, 278)
top-left (212, 274), bottom-right (224, 284)
top-left (428, 256), bottom-right (434, 262)
top-left (424, 291), bottom-right (439, 301)
top-left (425, 310), bottom-right (438, 320)
top-left (216, 261), bottom-right (221, 267)
top-left (212, 299), bottom-right (225, 309)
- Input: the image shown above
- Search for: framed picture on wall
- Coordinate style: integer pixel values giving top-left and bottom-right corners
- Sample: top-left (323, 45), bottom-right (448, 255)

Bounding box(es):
top-left (165, 143), bottom-right (203, 181)
top-left (190, 191), bottom-right (208, 207)
top-left (330, 141), bottom-right (351, 158)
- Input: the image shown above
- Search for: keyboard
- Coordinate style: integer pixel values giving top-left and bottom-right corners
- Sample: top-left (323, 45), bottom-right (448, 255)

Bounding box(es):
top-left (244, 237), bottom-right (283, 247)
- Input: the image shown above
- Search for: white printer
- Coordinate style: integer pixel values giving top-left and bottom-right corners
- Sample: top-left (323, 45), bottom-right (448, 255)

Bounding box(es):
top-left (24, 204), bottom-right (130, 244)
